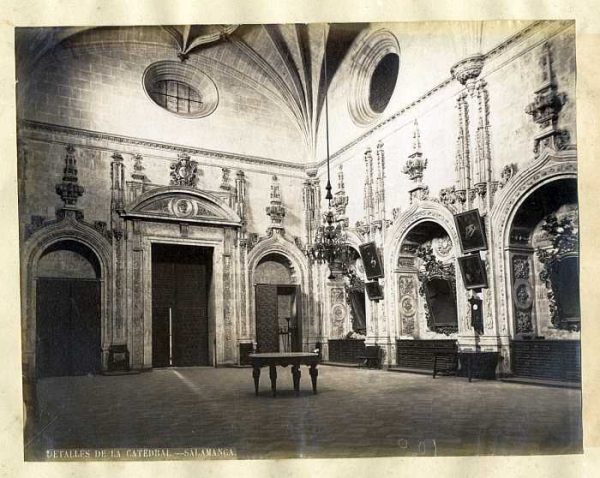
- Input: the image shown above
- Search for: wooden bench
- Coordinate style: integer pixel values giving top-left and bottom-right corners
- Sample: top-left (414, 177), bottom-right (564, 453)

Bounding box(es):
top-left (432, 350), bottom-right (458, 378)
top-left (358, 345), bottom-right (382, 369)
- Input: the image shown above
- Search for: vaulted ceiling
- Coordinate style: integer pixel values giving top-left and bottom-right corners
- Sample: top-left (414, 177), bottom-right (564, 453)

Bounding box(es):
top-left (16, 22), bottom-right (534, 164)
top-left (16, 23), bottom-right (366, 160)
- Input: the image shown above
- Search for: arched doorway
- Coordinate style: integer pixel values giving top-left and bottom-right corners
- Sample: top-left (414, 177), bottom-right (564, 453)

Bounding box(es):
top-left (253, 253), bottom-right (300, 352)
top-left (35, 240), bottom-right (102, 378)
top-left (507, 177), bottom-right (580, 381)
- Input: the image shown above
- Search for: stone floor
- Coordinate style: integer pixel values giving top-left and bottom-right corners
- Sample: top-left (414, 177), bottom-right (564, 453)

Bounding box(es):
top-left (25, 365), bottom-right (583, 460)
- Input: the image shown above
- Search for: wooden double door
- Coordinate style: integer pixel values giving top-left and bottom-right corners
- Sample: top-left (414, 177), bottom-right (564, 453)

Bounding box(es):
top-left (152, 244), bottom-right (212, 367)
top-left (36, 278), bottom-right (101, 378)
top-left (255, 284), bottom-right (300, 353)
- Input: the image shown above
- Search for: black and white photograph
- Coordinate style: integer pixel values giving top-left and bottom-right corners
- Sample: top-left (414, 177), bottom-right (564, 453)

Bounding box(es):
top-left (454, 209), bottom-right (488, 253)
top-left (8, 10), bottom-right (590, 472)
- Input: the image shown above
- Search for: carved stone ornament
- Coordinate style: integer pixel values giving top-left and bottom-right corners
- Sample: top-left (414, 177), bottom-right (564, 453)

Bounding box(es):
top-left (332, 165), bottom-right (349, 224)
top-left (513, 256), bottom-right (530, 280)
top-left (402, 120), bottom-right (428, 182)
top-left (512, 279), bottom-right (534, 310)
top-left (536, 213), bottom-right (580, 331)
top-left (131, 153), bottom-right (149, 182)
top-left (499, 163), bottom-right (518, 188)
top-left (416, 245), bottom-right (457, 334)
top-left (525, 43), bottom-right (570, 155)
top-left (435, 236), bottom-right (453, 258)
top-left (450, 54), bottom-right (485, 96)
top-left (265, 174), bottom-right (286, 229)
top-left (170, 153), bottom-right (199, 187)
top-left (439, 186), bottom-right (458, 206)
top-left (55, 144), bottom-right (84, 207)
top-left (221, 167), bottom-right (231, 190)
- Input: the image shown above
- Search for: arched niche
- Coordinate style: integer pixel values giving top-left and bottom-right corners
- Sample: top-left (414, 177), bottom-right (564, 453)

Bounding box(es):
top-left (385, 201), bottom-right (466, 341)
top-left (247, 235), bottom-right (311, 353)
top-left (490, 149), bottom-right (578, 340)
top-left (254, 253), bottom-right (295, 285)
top-left (506, 178), bottom-right (579, 338)
top-left (21, 218), bottom-right (112, 379)
top-left (396, 221), bottom-right (458, 337)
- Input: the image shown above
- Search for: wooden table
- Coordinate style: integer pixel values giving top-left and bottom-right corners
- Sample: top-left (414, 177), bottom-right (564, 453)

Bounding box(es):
top-left (249, 352), bottom-right (320, 397)
top-left (458, 351), bottom-right (499, 382)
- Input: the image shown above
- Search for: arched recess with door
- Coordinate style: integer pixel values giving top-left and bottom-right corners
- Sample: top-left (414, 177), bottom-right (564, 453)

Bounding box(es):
top-left (247, 234), bottom-right (311, 354)
top-left (492, 149), bottom-right (579, 381)
top-left (385, 200), bottom-right (466, 368)
top-left (21, 218), bottom-right (113, 379)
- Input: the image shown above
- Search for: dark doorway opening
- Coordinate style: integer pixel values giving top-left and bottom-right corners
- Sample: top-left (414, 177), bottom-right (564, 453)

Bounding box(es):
top-left (35, 240), bottom-right (102, 378)
top-left (151, 243), bottom-right (212, 367)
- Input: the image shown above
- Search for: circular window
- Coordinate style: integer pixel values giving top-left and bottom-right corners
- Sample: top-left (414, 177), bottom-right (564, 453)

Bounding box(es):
top-left (143, 61), bottom-right (218, 118)
top-left (369, 52), bottom-right (399, 113)
top-left (348, 30), bottom-right (400, 126)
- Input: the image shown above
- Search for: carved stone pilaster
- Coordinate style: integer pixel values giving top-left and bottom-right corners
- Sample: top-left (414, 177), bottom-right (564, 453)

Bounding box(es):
top-left (302, 168), bottom-right (320, 247)
top-left (455, 92), bottom-right (471, 195)
top-left (375, 141), bottom-right (386, 223)
top-left (474, 80), bottom-right (492, 186)
top-left (512, 254), bottom-right (534, 334)
top-left (364, 148), bottom-right (374, 224)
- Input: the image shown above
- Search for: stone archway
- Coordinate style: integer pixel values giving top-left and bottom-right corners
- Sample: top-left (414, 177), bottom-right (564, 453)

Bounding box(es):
top-left (385, 201), bottom-right (466, 341)
top-left (247, 233), bottom-right (312, 352)
top-left (490, 149), bottom-right (577, 339)
top-left (489, 148), bottom-right (578, 378)
top-left (21, 215), bottom-right (113, 378)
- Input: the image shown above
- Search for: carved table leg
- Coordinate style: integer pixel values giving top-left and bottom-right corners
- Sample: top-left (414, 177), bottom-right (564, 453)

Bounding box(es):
top-left (309, 364), bottom-right (318, 394)
top-left (292, 365), bottom-right (301, 396)
top-left (252, 366), bottom-right (261, 396)
top-left (269, 365), bottom-right (277, 397)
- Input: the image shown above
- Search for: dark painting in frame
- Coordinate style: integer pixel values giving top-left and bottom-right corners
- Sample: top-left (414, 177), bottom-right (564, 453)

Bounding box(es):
top-left (359, 241), bottom-right (384, 280)
top-left (454, 209), bottom-right (488, 253)
top-left (457, 254), bottom-right (489, 290)
top-left (365, 281), bottom-right (383, 301)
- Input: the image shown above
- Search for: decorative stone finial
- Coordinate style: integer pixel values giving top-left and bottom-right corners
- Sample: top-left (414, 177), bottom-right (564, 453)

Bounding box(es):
top-left (55, 144), bottom-right (84, 207)
top-left (265, 174), bottom-right (286, 230)
top-left (403, 121), bottom-right (430, 204)
top-left (220, 167), bottom-right (231, 190)
top-left (332, 165), bottom-right (349, 224)
top-left (131, 153), bottom-right (149, 182)
top-left (525, 43), bottom-right (569, 155)
top-left (403, 120), bottom-right (428, 182)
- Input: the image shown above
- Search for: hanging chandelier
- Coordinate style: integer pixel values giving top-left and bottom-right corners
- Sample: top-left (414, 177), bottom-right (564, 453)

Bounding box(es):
top-left (308, 26), bottom-right (352, 280)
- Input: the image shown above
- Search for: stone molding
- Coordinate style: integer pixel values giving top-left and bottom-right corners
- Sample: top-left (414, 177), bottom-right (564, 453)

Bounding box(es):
top-left (19, 119), bottom-right (306, 172)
